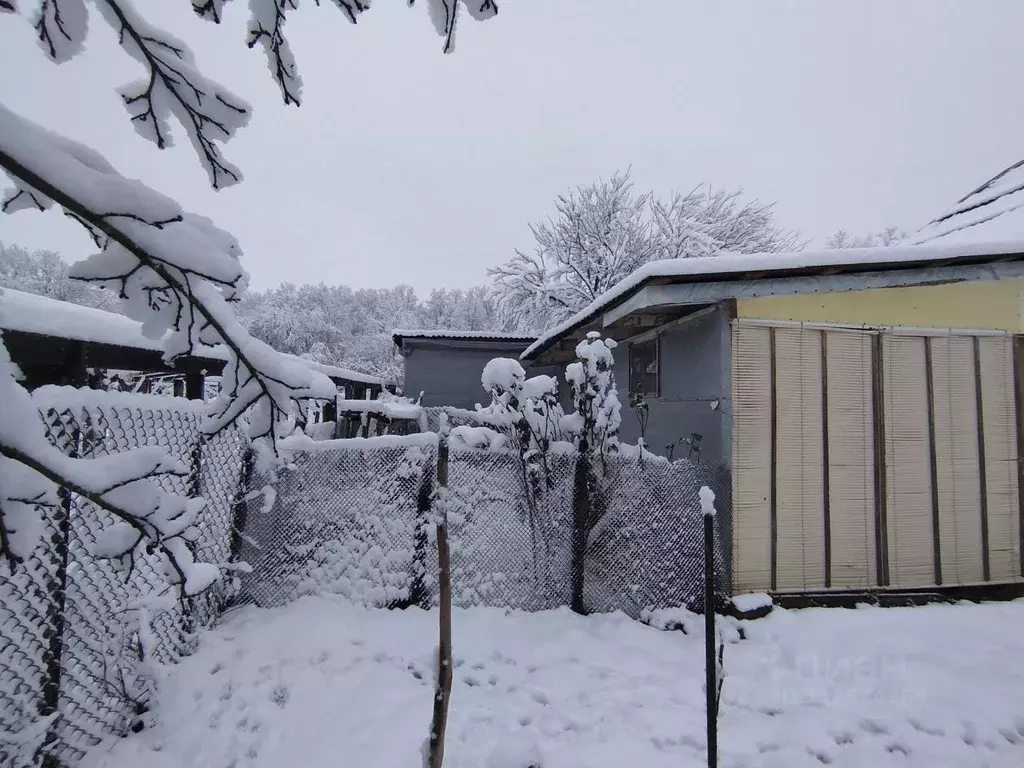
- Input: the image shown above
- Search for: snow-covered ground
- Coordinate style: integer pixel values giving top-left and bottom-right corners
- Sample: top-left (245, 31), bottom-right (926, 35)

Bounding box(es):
top-left (81, 596), bottom-right (1024, 768)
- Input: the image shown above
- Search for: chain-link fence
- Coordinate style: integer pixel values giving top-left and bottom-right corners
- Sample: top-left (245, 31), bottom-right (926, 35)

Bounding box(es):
top-left (235, 439), bottom-right (732, 619)
top-left (0, 391), bottom-right (246, 768)
top-left (584, 453), bottom-right (732, 617)
top-left (234, 437), bottom-right (436, 609)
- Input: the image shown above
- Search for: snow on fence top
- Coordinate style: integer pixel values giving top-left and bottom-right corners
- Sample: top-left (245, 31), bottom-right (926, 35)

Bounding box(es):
top-left (914, 160), bottom-right (1024, 246)
top-left (392, 329), bottom-right (537, 344)
top-left (0, 286), bottom-right (227, 359)
top-left (521, 238), bottom-right (1024, 361)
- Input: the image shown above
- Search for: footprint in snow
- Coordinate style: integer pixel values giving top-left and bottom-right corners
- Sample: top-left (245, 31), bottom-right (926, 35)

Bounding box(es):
top-left (885, 742), bottom-right (910, 757)
top-left (999, 728), bottom-right (1022, 745)
top-left (859, 719), bottom-right (889, 736)
top-left (832, 731), bottom-right (855, 746)
top-left (757, 743), bottom-right (780, 754)
top-left (271, 684), bottom-right (290, 708)
top-left (807, 748), bottom-right (832, 764)
top-left (530, 690), bottom-right (550, 706)
top-left (908, 719), bottom-right (945, 737)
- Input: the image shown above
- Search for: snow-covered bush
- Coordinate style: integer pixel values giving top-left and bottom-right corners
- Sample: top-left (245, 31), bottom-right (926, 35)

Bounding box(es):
top-left (565, 332), bottom-right (621, 459)
top-left (0, 0), bottom-right (498, 598)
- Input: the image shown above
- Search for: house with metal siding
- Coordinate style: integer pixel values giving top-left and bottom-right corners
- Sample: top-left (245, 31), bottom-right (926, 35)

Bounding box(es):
top-left (520, 241), bottom-right (1024, 598)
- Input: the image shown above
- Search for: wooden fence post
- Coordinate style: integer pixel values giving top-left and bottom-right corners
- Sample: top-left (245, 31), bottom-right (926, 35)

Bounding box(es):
top-left (426, 437), bottom-right (452, 768)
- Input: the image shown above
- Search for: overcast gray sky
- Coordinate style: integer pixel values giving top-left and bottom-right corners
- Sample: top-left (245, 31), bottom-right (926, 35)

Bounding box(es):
top-left (2, 0), bottom-right (1023, 292)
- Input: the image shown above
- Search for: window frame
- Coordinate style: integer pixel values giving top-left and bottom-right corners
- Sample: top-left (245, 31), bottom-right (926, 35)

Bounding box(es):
top-left (628, 336), bottom-right (660, 398)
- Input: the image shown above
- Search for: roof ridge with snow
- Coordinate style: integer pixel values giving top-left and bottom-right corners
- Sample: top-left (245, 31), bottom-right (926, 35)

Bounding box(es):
top-left (521, 239), bottom-right (1024, 361)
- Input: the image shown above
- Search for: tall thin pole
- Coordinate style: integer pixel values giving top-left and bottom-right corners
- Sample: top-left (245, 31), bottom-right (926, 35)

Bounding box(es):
top-left (704, 511), bottom-right (718, 768)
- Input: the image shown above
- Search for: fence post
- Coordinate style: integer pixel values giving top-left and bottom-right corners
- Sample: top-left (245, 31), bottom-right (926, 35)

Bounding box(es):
top-left (228, 448), bottom-right (254, 563)
top-left (570, 445), bottom-right (591, 615)
top-left (426, 437), bottom-right (452, 768)
top-left (410, 456), bottom-right (435, 608)
top-left (703, 494), bottom-right (719, 768)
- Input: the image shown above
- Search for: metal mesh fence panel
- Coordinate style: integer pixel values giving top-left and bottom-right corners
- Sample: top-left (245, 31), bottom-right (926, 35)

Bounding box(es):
top-left (0, 502), bottom-right (64, 768)
top-left (583, 453), bottom-right (732, 618)
top-left (0, 392), bottom-right (245, 768)
top-left (234, 439), bottom-right (436, 609)
top-left (440, 448), bottom-right (576, 610)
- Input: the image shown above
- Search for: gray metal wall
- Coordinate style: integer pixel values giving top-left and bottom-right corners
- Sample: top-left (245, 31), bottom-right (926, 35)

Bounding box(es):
top-left (614, 303), bottom-right (733, 465)
top-left (403, 343), bottom-right (530, 409)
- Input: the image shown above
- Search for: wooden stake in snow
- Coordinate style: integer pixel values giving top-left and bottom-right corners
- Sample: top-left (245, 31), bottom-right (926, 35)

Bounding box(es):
top-left (426, 438), bottom-right (453, 768)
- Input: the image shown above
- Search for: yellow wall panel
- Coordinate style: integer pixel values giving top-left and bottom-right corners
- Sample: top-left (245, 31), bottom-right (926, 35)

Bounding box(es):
top-left (737, 279), bottom-right (1023, 332)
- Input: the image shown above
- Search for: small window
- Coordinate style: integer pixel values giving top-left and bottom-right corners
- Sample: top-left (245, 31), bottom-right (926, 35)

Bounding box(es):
top-left (629, 338), bottom-right (659, 397)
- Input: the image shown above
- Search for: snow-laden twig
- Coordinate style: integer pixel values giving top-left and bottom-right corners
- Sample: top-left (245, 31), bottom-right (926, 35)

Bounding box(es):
top-left (247, 0), bottom-right (302, 106)
top-left (190, 0), bottom-right (234, 23)
top-left (33, 0), bottom-right (89, 62)
top-left (92, 0), bottom-right (252, 189)
top-left (0, 0), bottom-right (18, 14)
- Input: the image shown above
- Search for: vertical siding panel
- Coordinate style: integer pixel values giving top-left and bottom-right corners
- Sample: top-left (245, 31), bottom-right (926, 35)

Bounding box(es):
top-left (882, 334), bottom-right (935, 588)
top-left (774, 327), bottom-right (826, 590)
top-left (979, 335), bottom-right (1021, 581)
top-left (731, 324), bottom-right (773, 592)
top-left (825, 330), bottom-right (878, 588)
top-left (931, 336), bottom-right (984, 584)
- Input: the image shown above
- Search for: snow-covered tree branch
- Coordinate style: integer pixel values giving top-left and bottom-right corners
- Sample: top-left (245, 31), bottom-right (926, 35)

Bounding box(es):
top-left (0, 0), bottom-right (499, 593)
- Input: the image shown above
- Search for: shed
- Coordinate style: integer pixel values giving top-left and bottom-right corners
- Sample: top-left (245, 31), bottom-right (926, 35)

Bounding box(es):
top-left (0, 288), bottom-right (386, 398)
top-left (522, 239), bottom-right (1024, 599)
top-left (392, 330), bottom-right (537, 409)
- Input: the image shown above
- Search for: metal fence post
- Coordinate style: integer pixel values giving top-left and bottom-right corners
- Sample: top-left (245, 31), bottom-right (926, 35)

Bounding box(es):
top-left (570, 446), bottom-right (590, 615)
top-left (703, 509), bottom-right (719, 768)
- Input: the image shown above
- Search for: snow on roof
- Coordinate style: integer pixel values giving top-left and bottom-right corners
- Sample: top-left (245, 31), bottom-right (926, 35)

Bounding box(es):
top-left (0, 287), bottom-right (228, 359)
top-left (914, 160), bottom-right (1024, 246)
top-left (0, 288), bottom-right (385, 385)
top-left (521, 238), bottom-right (1024, 361)
top-left (392, 329), bottom-right (537, 344)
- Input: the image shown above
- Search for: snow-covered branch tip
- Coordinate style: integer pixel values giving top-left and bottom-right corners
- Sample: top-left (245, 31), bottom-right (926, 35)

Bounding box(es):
top-left (699, 486), bottom-right (716, 517)
top-left (0, 0), bottom-right (17, 14)
top-left (190, 0), bottom-right (232, 24)
top-left (34, 0), bottom-right (89, 63)
top-left (0, 104), bottom-right (336, 458)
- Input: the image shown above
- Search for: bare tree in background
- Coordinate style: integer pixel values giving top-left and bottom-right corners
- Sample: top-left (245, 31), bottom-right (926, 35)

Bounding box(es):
top-left (0, 0), bottom-right (498, 595)
top-left (491, 170), bottom-right (804, 331)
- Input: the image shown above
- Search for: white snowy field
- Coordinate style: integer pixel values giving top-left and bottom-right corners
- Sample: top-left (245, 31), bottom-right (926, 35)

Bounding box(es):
top-left (81, 596), bottom-right (1024, 768)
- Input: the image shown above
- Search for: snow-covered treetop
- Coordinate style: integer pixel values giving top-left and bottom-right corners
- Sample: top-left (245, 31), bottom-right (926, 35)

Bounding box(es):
top-left (521, 238), bottom-right (1024, 361)
top-left (489, 171), bottom-right (804, 332)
